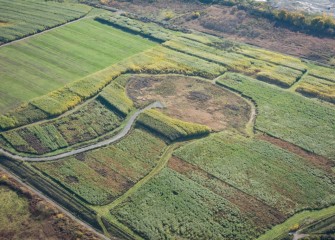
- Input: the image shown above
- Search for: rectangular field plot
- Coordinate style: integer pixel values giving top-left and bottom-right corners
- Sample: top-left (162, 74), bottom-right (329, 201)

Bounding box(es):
top-left (0, 19), bottom-right (157, 114)
top-left (163, 38), bottom-right (304, 88)
top-left (0, 0), bottom-right (91, 43)
top-left (111, 168), bottom-right (259, 240)
top-left (1, 100), bottom-right (123, 155)
top-left (173, 132), bottom-right (335, 214)
top-left (32, 129), bottom-right (167, 205)
top-left (217, 73), bottom-right (335, 160)
top-left (295, 75), bottom-right (335, 103)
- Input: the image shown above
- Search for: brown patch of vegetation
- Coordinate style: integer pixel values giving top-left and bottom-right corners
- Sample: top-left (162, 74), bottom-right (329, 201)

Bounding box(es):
top-left (168, 157), bottom-right (286, 230)
top-left (109, 0), bottom-right (335, 66)
top-left (0, 21), bottom-right (11, 27)
top-left (258, 133), bottom-right (335, 174)
top-left (0, 170), bottom-right (102, 240)
top-left (127, 75), bottom-right (251, 132)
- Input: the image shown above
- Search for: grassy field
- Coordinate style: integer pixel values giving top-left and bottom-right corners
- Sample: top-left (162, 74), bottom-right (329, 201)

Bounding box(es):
top-left (0, 18), bottom-right (157, 114)
top-left (174, 131), bottom-right (335, 214)
top-left (217, 72), bottom-right (335, 160)
top-left (111, 168), bottom-right (259, 240)
top-left (0, 0), bottom-right (91, 44)
top-left (33, 129), bottom-right (167, 205)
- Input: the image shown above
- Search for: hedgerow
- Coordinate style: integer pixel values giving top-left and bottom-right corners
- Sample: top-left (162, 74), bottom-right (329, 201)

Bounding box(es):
top-left (137, 109), bottom-right (210, 141)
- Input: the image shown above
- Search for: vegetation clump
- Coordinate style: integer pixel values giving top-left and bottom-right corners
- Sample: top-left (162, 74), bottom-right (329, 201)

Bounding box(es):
top-left (137, 109), bottom-right (211, 141)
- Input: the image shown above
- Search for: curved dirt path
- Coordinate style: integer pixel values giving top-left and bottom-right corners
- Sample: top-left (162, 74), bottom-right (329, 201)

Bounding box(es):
top-left (0, 101), bottom-right (163, 162)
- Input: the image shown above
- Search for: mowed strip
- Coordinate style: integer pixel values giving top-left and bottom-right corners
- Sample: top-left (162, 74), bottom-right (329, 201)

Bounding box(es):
top-left (0, 19), bottom-right (157, 113)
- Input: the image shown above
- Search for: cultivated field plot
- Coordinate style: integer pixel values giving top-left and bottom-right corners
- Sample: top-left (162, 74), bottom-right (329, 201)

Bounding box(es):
top-left (217, 73), bottom-right (335, 160)
top-left (0, 18), bottom-right (156, 114)
top-left (33, 129), bottom-right (167, 205)
top-left (0, 0), bottom-right (91, 43)
top-left (1, 99), bottom-right (123, 155)
top-left (110, 131), bottom-right (335, 239)
top-left (0, 4), bottom-right (335, 240)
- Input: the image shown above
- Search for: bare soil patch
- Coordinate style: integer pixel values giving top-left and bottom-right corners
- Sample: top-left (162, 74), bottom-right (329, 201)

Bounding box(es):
top-left (127, 75), bottom-right (251, 132)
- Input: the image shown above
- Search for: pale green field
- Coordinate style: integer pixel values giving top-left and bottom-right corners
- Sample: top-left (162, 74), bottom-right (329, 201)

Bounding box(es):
top-left (0, 19), bottom-right (156, 113)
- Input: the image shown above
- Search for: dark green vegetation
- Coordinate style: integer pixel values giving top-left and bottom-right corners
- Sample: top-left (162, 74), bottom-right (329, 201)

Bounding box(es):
top-left (0, 0), bottom-right (91, 43)
top-left (1, 100), bottom-right (123, 155)
top-left (33, 129), bottom-right (167, 205)
top-left (217, 73), bottom-right (335, 160)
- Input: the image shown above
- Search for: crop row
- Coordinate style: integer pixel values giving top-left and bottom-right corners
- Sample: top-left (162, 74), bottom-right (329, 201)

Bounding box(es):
top-left (0, 0), bottom-right (91, 43)
top-left (1, 100), bottom-right (123, 155)
top-left (137, 109), bottom-right (211, 141)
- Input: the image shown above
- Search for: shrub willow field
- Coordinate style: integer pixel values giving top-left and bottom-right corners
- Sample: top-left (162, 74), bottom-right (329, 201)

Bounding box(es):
top-left (217, 73), bottom-right (335, 160)
top-left (0, 2), bottom-right (335, 240)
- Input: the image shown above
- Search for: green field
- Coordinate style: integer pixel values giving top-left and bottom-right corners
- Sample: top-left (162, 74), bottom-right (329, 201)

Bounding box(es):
top-left (33, 129), bottom-right (167, 205)
top-left (1, 100), bottom-right (123, 154)
top-left (0, 0), bottom-right (91, 43)
top-left (217, 73), bottom-right (335, 160)
top-left (174, 132), bottom-right (335, 214)
top-left (0, 18), bottom-right (157, 114)
top-left (0, 3), bottom-right (335, 240)
top-left (111, 168), bottom-right (258, 240)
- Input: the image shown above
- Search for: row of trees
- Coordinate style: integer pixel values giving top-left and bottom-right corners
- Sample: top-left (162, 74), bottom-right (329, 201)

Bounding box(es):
top-left (198, 0), bottom-right (335, 36)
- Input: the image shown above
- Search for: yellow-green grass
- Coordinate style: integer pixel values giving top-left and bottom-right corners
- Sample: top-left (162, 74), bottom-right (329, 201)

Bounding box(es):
top-left (137, 109), bottom-right (211, 141)
top-left (295, 75), bottom-right (335, 103)
top-left (236, 45), bottom-right (307, 71)
top-left (217, 73), bottom-right (335, 160)
top-left (163, 38), bottom-right (303, 87)
top-left (308, 64), bottom-right (335, 83)
top-left (0, 0), bottom-right (91, 43)
top-left (0, 185), bottom-right (31, 235)
top-left (257, 205), bottom-right (335, 240)
top-left (0, 18), bottom-right (157, 114)
top-left (0, 45), bottom-right (225, 130)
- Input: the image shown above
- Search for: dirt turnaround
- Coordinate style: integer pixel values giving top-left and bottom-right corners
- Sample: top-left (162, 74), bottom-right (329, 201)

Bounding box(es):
top-left (127, 74), bottom-right (251, 132)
